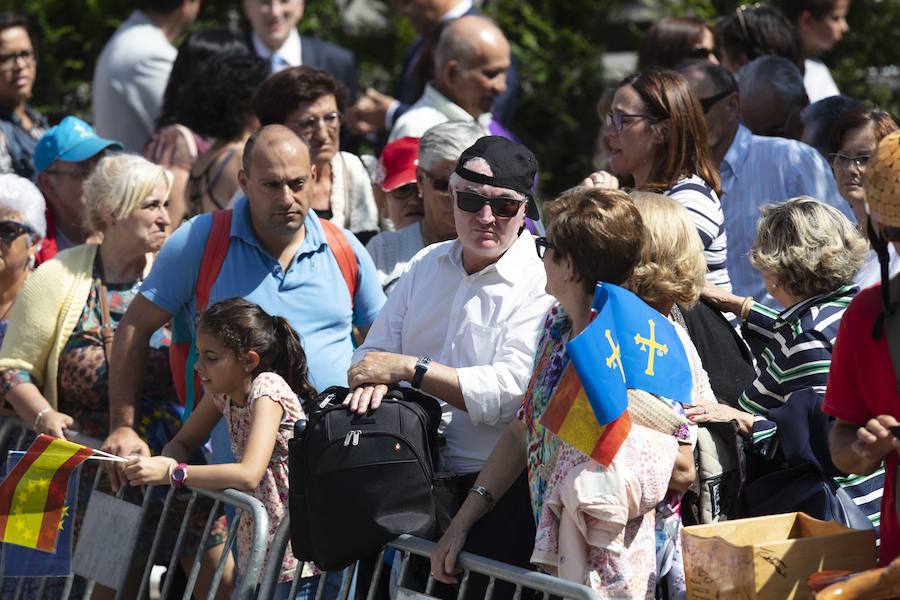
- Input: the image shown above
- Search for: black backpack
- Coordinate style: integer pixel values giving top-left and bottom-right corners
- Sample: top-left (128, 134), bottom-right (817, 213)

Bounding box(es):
top-left (289, 385), bottom-right (442, 571)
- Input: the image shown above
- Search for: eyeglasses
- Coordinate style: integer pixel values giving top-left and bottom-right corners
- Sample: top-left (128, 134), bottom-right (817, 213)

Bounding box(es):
top-left (699, 89), bottom-right (734, 113)
top-left (830, 153), bottom-right (870, 170)
top-left (44, 166), bottom-right (93, 181)
top-left (606, 111), bottom-right (656, 133)
top-left (534, 236), bottom-right (554, 259)
top-left (388, 184), bottom-right (418, 200)
top-left (455, 190), bottom-right (525, 218)
top-left (290, 112), bottom-right (341, 136)
top-left (421, 171), bottom-right (450, 193)
top-left (0, 220), bottom-right (32, 244)
top-left (0, 50), bottom-right (35, 72)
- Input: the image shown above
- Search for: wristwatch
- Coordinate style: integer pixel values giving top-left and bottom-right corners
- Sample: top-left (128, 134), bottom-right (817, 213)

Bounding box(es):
top-left (412, 355), bottom-right (431, 389)
top-left (171, 463), bottom-right (188, 489)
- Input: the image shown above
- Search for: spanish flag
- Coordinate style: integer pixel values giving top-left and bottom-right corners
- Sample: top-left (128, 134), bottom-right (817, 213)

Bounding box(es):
top-left (0, 435), bottom-right (94, 552)
top-left (540, 364), bottom-right (632, 466)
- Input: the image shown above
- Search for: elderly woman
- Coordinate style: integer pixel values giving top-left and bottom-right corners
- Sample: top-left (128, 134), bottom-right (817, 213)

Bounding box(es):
top-left (0, 175), bottom-right (44, 345)
top-left (697, 197), bottom-right (884, 530)
top-left (829, 107), bottom-right (900, 286)
top-left (252, 66), bottom-right (380, 243)
top-left (430, 187), bottom-right (712, 598)
top-left (0, 154), bottom-right (230, 596)
top-left (585, 69), bottom-right (729, 290)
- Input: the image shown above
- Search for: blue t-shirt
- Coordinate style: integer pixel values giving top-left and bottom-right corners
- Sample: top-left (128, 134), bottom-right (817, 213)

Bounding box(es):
top-left (140, 197), bottom-right (385, 391)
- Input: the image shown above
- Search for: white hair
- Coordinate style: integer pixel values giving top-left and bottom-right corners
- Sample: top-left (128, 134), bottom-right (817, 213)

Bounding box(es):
top-left (737, 56), bottom-right (808, 112)
top-left (418, 121), bottom-right (486, 172)
top-left (0, 174), bottom-right (46, 239)
top-left (84, 154), bottom-right (172, 233)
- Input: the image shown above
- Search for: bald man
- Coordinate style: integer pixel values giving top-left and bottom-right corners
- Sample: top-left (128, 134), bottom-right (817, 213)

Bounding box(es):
top-left (388, 15), bottom-right (511, 142)
top-left (103, 124), bottom-right (385, 468)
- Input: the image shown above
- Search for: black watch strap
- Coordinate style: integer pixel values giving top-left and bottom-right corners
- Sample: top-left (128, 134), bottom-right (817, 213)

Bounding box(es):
top-left (412, 355), bottom-right (431, 389)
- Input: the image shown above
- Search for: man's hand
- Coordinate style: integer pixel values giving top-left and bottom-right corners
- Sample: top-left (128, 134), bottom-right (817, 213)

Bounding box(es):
top-left (852, 415), bottom-right (900, 462)
top-left (348, 352), bottom-right (415, 389)
top-left (343, 384), bottom-right (389, 414)
top-left (346, 88), bottom-right (395, 135)
top-left (102, 426), bottom-right (151, 491)
top-left (429, 522), bottom-right (469, 584)
top-left (124, 456), bottom-right (176, 487)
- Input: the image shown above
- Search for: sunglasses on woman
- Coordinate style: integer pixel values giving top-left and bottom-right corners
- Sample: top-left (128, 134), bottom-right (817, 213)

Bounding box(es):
top-left (0, 221), bottom-right (32, 244)
top-left (456, 191), bottom-right (526, 218)
top-left (534, 236), bottom-right (554, 259)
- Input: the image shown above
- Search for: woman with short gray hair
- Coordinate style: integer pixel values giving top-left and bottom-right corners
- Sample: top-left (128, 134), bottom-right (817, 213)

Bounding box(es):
top-left (0, 174), bottom-right (45, 343)
top-left (696, 196), bottom-right (884, 531)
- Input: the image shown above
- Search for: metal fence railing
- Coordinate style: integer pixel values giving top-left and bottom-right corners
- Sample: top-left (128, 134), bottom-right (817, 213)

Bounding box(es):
top-left (257, 516), bottom-right (603, 600)
top-left (0, 417), bottom-right (269, 600)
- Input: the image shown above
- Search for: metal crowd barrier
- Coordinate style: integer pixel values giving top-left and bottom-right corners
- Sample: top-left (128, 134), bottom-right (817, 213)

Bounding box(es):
top-left (258, 517), bottom-right (603, 600)
top-left (0, 417), bottom-right (269, 600)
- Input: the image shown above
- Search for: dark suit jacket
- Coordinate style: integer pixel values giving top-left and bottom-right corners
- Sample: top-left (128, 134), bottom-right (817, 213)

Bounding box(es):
top-left (244, 31), bottom-right (358, 102)
top-left (393, 5), bottom-right (518, 127)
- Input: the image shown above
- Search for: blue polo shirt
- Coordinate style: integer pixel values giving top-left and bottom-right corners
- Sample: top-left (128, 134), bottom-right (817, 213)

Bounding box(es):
top-left (141, 197), bottom-right (385, 391)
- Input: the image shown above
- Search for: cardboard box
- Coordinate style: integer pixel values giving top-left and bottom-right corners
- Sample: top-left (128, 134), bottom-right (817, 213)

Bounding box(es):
top-left (682, 512), bottom-right (876, 599)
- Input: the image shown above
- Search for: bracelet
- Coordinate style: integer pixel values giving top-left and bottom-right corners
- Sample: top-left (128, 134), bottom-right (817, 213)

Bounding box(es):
top-left (34, 407), bottom-right (51, 431)
top-left (740, 297), bottom-right (754, 322)
top-left (469, 485), bottom-right (495, 511)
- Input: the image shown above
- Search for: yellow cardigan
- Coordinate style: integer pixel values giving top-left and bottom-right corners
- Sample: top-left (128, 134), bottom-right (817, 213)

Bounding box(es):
top-left (0, 244), bottom-right (98, 408)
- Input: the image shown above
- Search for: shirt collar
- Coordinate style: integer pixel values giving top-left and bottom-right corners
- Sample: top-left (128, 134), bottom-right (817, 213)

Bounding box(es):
top-left (440, 230), bottom-right (538, 284)
top-left (252, 28), bottom-right (302, 66)
top-left (423, 83), bottom-right (491, 124)
top-left (775, 283), bottom-right (859, 327)
top-left (722, 123), bottom-right (751, 180)
top-left (230, 196), bottom-right (327, 261)
top-left (442, 0), bottom-right (473, 20)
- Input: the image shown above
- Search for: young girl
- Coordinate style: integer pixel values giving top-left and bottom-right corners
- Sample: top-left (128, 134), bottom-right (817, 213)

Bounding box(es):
top-left (124, 298), bottom-right (316, 597)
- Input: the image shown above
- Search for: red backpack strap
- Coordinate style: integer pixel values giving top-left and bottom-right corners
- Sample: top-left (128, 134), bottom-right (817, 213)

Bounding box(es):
top-left (320, 218), bottom-right (358, 307)
top-left (196, 209), bottom-right (233, 311)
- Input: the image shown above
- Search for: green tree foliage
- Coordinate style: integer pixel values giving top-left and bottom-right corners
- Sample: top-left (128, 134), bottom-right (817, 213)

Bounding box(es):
top-left (1, 0), bottom-right (897, 196)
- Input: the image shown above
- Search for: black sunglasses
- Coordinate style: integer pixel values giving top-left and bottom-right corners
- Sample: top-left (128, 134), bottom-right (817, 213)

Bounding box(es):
top-left (700, 89), bottom-right (734, 113)
top-left (0, 220), bottom-right (32, 244)
top-left (456, 191), bottom-right (525, 218)
top-left (686, 46), bottom-right (715, 61)
top-left (534, 236), bottom-right (554, 259)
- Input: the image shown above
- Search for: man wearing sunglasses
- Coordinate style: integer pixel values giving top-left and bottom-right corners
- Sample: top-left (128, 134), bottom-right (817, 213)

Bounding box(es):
top-left (347, 136), bottom-right (552, 584)
top-left (679, 61), bottom-right (850, 307)
top-left (31, 116), bottom-right (122, 267)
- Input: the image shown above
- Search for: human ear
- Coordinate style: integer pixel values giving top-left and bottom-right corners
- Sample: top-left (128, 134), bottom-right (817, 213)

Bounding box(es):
top-left (238, 169), bottom-right (249, 195)
top-left (242, 351), bottom-right (261, 373)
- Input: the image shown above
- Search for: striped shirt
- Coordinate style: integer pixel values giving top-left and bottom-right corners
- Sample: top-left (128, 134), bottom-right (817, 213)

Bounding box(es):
top-left (739, 285), bottom-right (885, 534)
top-left (664, 174), bottom-right (731, 291)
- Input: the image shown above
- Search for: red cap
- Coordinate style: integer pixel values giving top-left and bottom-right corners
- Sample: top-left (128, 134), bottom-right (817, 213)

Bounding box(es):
top-left (379, 136), bottom-right (420, 192)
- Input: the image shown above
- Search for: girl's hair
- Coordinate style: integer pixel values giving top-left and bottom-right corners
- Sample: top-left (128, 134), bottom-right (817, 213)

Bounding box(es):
top-left (829, 107), bottom-right (899, 156)
top-left (84, 154), bottom-right (173, 233)
top-left (197, 298), bottom-right (317, 402)
top-left (638, 16), bottom-right (712, 71)
top-left (619, 69), bottom-right (721, 195)
top-left (714, 4), bottom-right (804, 72)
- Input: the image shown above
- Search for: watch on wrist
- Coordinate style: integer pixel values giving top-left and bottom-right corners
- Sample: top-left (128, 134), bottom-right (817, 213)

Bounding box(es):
top-left (412, 355), bottom-right (431, 389)
top-left (171, 463), bottom-right (188, 489)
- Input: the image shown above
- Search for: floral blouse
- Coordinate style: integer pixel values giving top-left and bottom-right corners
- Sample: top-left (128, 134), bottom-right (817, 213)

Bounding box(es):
top-left (211, 372), bottom-right (307, 583)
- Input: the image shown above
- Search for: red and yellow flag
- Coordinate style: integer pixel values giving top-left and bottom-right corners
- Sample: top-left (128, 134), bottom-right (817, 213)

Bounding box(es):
top-left (0, 435), bottom-right (93, 552)
top-left (540, 364), bottom-right (632, 466)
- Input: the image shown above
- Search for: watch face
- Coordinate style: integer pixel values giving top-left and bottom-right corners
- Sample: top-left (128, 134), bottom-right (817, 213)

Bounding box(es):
top-left (173, 467), bottom-right (186, 482)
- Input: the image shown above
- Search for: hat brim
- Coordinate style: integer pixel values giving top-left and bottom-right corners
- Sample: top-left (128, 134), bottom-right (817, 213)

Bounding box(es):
top-left (382, 168), bottom-right (418, 193)
top-left (57, 137), bottom-right (123, 165)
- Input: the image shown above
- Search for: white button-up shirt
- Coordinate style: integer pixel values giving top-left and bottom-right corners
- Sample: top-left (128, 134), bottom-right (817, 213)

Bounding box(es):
top-left (353, 232), bottom-right (554, 473)
top-left (252, 28), bottom-right (302, 71)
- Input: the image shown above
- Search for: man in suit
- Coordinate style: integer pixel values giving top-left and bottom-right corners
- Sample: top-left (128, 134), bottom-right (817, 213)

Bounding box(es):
top-left (242, 0), bottom-right (357, 100)
top-left (347, 0), bottom-right (518, 136)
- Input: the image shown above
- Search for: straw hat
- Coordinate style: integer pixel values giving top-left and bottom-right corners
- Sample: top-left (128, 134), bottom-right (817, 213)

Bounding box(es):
top-left (864, 130), bottom-right (900, 228)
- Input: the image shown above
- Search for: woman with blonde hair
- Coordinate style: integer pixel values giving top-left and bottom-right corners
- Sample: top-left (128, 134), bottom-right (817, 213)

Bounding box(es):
top-left (0, 154), bottom-right (231, 597)
top-left (699, 196), bottom-right (884, 532)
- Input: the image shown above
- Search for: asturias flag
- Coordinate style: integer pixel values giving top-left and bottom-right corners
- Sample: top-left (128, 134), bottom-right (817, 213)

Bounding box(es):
top-left (0, 435), bottom-right (93, 552)
top-left (541, 283), bottom-right (693, 465)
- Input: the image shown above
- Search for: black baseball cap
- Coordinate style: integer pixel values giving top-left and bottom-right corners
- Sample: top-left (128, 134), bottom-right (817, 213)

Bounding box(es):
top-left (454, 136), bottom-right (539, 220)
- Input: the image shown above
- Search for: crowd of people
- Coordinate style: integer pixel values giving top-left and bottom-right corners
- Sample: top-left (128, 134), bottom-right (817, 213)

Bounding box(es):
top-left (0, 0), bottom-right (898, 598)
